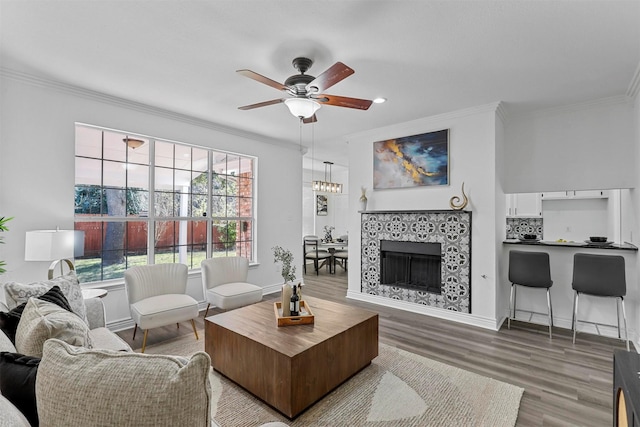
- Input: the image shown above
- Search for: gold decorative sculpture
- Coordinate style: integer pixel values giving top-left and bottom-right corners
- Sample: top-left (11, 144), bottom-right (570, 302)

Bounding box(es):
top-left (449, 182), bottom-right (468, 210)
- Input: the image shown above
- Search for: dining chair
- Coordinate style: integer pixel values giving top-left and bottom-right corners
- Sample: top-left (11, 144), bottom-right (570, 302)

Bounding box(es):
top-left (333, 235), bottom-right (348, 272)
top-left (304, 237), bottom-right (332, 275)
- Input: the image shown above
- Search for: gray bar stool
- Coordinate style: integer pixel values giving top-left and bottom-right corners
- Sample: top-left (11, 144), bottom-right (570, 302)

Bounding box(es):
top-left (572, 253), bottom-right (629, 351)
top-left (508, 250), bottom-right (554, 338)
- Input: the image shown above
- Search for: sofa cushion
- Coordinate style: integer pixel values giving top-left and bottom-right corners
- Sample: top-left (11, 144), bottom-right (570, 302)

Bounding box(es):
top-left (37, 339), bottom-right (212, 427)
top-left (0, 393), bottom-right (31, 427)
top-left (0, 327), bottom-right (17, 353)
top-left (87, 327), bottom-right (132, 352)
top-left (0, 352), bottom-right (40, 426)
top-left (15, 298), bottom-right (92, 357)
top-left (4, 272), bottom-right (87, 324)
top-left (0, 285), bottom-right (73, 344)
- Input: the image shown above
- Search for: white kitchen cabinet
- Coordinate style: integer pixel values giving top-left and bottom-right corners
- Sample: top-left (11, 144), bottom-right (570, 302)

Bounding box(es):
top-left (541, 190), bottom-right (608, 200)
top-left (507, 193), bottom-right (542, 217)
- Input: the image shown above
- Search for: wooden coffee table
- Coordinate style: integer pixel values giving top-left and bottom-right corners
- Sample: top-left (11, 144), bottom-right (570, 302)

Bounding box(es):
top-left (205, 296), bottom-right (378, 418)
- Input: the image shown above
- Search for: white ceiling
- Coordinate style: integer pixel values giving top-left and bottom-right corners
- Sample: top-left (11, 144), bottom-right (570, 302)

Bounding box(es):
top-left (2, 1), bottom-right (639, 173)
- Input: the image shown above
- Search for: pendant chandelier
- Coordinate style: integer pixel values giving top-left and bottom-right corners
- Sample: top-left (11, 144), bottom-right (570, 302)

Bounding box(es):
top-left (313, 161), bottom-right (343, 193)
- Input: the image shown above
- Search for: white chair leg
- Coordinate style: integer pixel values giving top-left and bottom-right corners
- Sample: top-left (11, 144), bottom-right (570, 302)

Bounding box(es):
top-left (572, 292), bottom-right (579, 344)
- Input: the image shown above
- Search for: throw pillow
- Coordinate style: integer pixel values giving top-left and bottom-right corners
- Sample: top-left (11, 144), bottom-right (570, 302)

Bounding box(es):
top-left (4, 272), bottom-right (88, 324)
top-left (0, 327), bottom-right (17, 353)
top-left (37, 339), bottom-right (212, 427)
top-left (0, 285), bottom-right (73, 344)
top-left (15, 298), bottom-right (92, 358)
top-left (0, 393), bottom-right (31, 427)
top-left (0, 352), bottom-right (40, 426)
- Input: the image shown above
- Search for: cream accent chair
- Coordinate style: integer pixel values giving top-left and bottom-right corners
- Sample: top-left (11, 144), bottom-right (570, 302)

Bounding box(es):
top-left (201, 256), bottom-right (263, 317)
top-left (124, 263), bottom-right (199, 353)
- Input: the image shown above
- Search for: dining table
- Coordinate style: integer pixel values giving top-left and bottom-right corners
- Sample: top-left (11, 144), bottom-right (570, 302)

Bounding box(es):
top-left (318, 241), bottom-right (348, 273)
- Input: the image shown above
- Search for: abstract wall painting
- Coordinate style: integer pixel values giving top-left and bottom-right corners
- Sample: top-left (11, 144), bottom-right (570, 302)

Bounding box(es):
top-left (316, 195), bottom-right (328, 216)
top-left (373, 129), bottom-right (449, 189)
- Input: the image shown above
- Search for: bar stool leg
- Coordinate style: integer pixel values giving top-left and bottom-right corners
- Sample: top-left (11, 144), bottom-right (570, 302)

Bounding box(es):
top-left (546, 288), bottom-right (553, 339)
top-left (616, 298), bottom-right (621, 339)
top-left (621, 297), bottom-right (630, 351)
top-left (572, 292), bottom-right (579, 345)
top-left (508, 283), bottom-right (516, 330)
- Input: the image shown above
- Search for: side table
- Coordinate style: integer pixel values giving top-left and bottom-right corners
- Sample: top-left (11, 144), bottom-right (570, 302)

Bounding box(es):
top-left (81, 288), bottom-right (108, 299)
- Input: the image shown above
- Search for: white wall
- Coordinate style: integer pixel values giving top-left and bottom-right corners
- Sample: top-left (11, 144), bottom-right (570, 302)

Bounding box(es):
top-left (347, 103), bottom-right (502, 329)
top-left (504, 97), bottom-right (636, 193)
top-left (0, 72), bottom-right (303, 329)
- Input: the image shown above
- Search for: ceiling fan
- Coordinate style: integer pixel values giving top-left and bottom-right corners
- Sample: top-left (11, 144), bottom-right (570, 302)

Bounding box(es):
top-left (237, 57), bottom-right (373, 123)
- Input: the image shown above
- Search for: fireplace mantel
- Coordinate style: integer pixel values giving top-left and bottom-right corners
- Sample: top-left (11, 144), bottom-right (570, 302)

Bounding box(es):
top-left (360, 209), bottom-right (471, 214)
top-left (361, 210), bottom-right (472, 313)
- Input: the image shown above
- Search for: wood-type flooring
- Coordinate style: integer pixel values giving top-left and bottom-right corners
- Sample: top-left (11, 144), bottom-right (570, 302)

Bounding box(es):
top-left (117, 267), bottom-right (629, 426)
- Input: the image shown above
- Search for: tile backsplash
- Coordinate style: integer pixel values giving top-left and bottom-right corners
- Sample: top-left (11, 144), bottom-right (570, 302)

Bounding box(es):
top-left (506, 217), bottom-right (543, 239)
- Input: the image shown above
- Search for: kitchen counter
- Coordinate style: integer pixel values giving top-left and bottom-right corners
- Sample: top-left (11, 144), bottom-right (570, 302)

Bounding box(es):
top-left (504, 239), bottom-right (637, 251)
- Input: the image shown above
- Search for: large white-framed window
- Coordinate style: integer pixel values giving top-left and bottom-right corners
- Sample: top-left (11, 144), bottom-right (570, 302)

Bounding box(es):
top-left (74, 123), bottom-right (255, 283)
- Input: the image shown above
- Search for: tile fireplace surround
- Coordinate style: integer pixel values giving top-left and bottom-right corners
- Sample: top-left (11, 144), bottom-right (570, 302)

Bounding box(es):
top-left (361, 210), bottom-right (471, 313)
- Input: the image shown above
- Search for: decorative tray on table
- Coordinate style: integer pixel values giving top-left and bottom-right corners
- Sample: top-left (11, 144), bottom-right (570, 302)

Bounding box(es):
top-left (274, 300), bottom-right (314, 327)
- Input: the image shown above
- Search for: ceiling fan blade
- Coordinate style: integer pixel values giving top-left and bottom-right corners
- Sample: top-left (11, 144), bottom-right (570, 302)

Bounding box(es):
top-left (302, 114), bottom-right (318, 124)
top-left (238, 99), bottom-right (285, 110)
top-left (305, 62), bottom-right (354, 93)
top-left (236, 69), bottom-right (289, 91)
top-left (313, 94), bottom-right (373, 110)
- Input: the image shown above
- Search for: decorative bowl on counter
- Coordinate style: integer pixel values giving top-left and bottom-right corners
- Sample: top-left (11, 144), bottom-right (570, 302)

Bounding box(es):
top-left (589, 236), bottom-right (608, 242)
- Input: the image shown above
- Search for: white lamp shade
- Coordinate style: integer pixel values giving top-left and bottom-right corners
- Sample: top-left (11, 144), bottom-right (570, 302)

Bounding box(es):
top-left (284, 98), bottom-right (321, 119)
top-left (25, 230), bottom-right (84, 261)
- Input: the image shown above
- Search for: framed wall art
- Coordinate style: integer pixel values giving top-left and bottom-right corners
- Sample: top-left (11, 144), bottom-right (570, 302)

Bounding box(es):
top-left (373, 129), bottom-right (449, 190)
top-left (316, 195), bottom-right (328, 216)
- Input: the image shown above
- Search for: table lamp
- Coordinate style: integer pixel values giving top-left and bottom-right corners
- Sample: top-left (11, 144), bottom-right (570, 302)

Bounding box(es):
top-left (25, 228), bottom-right (85, 279)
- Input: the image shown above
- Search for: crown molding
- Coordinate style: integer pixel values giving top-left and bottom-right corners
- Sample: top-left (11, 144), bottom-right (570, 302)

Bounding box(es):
top-left (627, 62), bottom-right (640, 101)
top-left (0, 67), bottom-right (301, 152)
top-left (345, 101), bottom-right (503, 143)
top-left (508, 95), bottom-right (632, 122)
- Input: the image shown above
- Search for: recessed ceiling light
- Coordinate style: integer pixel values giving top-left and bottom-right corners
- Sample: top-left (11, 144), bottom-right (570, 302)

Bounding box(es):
top-left (373, 97), bottom-right (387, 104)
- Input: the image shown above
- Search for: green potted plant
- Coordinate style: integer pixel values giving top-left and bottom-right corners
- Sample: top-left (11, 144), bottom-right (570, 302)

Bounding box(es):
top-left (272, 246), bottom-right (297, 316)
top-left (0, 216), bottom-right (13, 274)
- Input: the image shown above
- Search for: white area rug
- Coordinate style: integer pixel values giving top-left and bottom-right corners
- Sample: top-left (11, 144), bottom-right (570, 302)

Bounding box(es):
top-left (144, 334), bottom-right (523, 426)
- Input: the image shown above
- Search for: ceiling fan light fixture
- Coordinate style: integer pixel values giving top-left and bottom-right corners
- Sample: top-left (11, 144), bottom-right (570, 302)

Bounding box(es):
top-left (284, 98), bottom-right (321, 119)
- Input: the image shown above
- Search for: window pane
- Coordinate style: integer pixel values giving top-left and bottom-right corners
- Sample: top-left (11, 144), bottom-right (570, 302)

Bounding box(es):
top-left (103, 161), bottom-right (126, 188)
top-left (127, 164), bottom-right (149, 191)
top-left (103, 189), bottom-right (127, 217)
top-left (226, 196), bottom-right (238, 217)
top-left (192, 194), bottom-right (207, 217)
top-left (174, 169), bottom-right (191, 191)
top-left (76, 126), bottom-right (102, 159)
top-left (174, 145), bottom-right (191, 170)
top-left (155, 141), bottom-right (174, 168)
top-left (155, 167), bottom-right (174, 191)
top-left (211, 196), bottom-right (226, 217)
top-left (155, 192), bottom-right (176, 217)
top-left (226, 175), bottom-right (238, 196)
top-left (239, 196), bottom-right (252, 217)
top-left (192, 171), bottom-right (207, 195)
top-left (74, 221), bottom-right (148, 283)
top-left (127, 189), bottom-right (148, 217)
top-left (240, 157), bottom-right (253, 179)
top-left (75, 186), bottom-right (103, 215)
top-left (75, 157), bottom-right (102, 186)
top-left (192, 148), bottom-right (208, 173)
top-left (225, 154), bottom-right (240, 176)
top-left (211, 152), bottom-right (227, 174)
top-left (211, 173), bottom-right (225, 195)
top-left (127, 139), bottom-right (150, 165)
top-left (238, 176), bottom-right (253, 199)
top-left (103, 131), bottom-right (127, 163)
